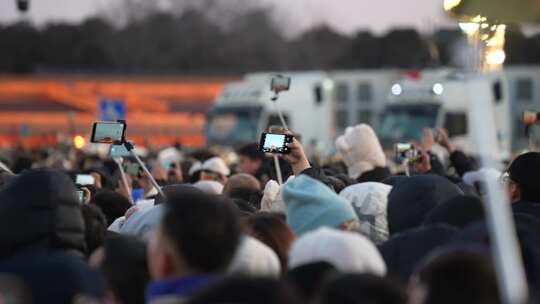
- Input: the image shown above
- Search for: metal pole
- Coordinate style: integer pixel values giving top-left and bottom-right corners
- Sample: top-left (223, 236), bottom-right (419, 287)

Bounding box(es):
top-left (114, 157), bottom-right (134, 205)
top-left (273, 154), bottom-right (283, 185)
top-left (272, 99), bottom-right (290, 131)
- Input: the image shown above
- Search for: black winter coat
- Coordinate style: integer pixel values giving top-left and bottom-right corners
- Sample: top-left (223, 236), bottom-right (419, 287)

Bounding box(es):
top-left (0, 169), bottom-right (86, 258)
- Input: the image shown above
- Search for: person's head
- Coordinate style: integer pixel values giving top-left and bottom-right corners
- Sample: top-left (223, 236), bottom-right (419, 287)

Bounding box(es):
top-left (506, 152), bottom-right (540, 203)
top-left (288, 227), bottom-right (386, 276)
top-left (335, 124), bottom-right (386, 180)
top-left (90, 236), bottom-right (150, 304)
top-left (321, 273), bottom-right (407, 304)
top-left (228, 236), bottom-right (282, 278)
top-left (232, 198), bottom-right (257, 216)
top-left (238, 143), bottom-right (266, 176)
top-left (246, 213), bottom-right (296, 270)
top-left (387, 175), bottom-right (463, 235)
top-left (0, 169), bottom-right (86, 258)
top-left (92, 190), bottom-right (132, 226)
top-left (201, 157), bottom-right (230, 184)
top-left (287, 261), bottom-right (338, 302)
top-left (193, 180), bottom-right (224, 195)
top-left (423, 195), bottom-right (485, 229)
top-left (283, 175), bottom-right (359, 235)
top-left (187, 277), bottom-right (302, 304)
top-left (223, 174), bottom-right (261, 197)
top-left (410, 250), bottom-right (500, 304)
top-left (148, 189), bottom-right (241, 280)
top-left (380, 224), bottom-right (459, 281)
top-left (339, 182), bottom-right (392, 245)
top-left (81, 204), bottom-right (107, 255)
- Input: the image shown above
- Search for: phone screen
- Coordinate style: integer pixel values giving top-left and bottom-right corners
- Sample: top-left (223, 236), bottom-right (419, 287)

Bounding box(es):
top-left (91, 122), bottom-right (125, 144)
top-left (270, 76), bottom-right (291, 93)
top-left (260, 133), bottom-right (292, 154)
top-left (394, 143), bottom-right (418, 162)
top-left (76, 174), bottom-right (95, 186)
top-left (124, 163), bottom-right (140, 176)
top-left (110, 143), bottom-right (130, 158)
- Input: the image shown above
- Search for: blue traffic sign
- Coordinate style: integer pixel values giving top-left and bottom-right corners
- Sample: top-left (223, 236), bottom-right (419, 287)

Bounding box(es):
top-left (99, 99), bottom-right (126, 121)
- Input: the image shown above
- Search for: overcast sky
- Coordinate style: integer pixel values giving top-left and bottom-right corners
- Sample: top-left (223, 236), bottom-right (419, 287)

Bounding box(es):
top-left (0, 0), bottom-right (458, 34)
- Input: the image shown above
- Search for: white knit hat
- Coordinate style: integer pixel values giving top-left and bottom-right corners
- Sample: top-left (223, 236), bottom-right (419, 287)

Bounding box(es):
top-left (228, 236), bottom-right (281, 278)
top-left (193, 180), bottom-right (224, 195)
top-left (202, 157), bottom-right (230, 177)
top-left (339, 182), bottom-right (392, 245)
top-left (462, 168), bottom-right (501, 187)
top-left (335, 124), bottom-right (386, 179)
top-left (288, 227), bottom-right (386, 276)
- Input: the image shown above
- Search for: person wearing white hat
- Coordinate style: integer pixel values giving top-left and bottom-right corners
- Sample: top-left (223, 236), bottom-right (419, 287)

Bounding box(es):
top-left (335, 124), bottom-right (390, 183)
top-left (193, 180), bottom-right (224, 195)
top-left (288, 227), bottom-right (386, 276)
top-left (201, 157), bottom-right (230, 185)
top-left (228, 236), bottom-right (281, 278)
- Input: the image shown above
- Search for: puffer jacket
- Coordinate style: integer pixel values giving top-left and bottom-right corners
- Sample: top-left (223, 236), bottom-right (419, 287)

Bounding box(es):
top-left (0, 169), bottom-right (86, 258)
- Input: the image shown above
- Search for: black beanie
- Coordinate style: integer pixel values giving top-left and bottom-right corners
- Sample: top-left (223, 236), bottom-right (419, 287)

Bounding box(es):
top-left (508, 152), bottom-right (540, 202)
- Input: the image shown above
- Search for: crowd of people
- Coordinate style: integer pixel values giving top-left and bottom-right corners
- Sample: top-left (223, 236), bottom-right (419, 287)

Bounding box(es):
top-left (0, 123), bottom-right (539, 304)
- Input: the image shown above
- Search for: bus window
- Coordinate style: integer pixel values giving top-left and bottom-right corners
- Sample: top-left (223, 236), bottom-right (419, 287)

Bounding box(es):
top-left (516, 78), bottom-right (533, 103)
top-left (336, 83), bottom-right (349, 103)
top-left (444, 112), bottom-right (468, 137)
top-left (267, 114), bottom-right (290, 129)
top-left (357, 83), bottom-right (372, 103)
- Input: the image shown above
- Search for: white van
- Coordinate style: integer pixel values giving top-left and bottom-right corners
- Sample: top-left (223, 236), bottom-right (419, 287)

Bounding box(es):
top-left (377, 69), bottom-right (513, 158)
top-left (205, 72), bottom-right (335, 152)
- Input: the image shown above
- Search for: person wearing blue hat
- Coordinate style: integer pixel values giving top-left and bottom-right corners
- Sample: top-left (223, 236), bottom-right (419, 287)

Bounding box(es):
top-left (283, 175), bottom-right (359, 236)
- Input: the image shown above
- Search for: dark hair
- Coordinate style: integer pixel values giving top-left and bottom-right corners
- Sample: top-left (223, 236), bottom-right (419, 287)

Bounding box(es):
top-left (246, 213), bottom-right (295, 270)
top-left (416, 250), bottom-right (500, 304)
top-left (321, 273), bottom-right (407, 304)
top-left (232, 198), bottom-right (257, 216)
top-left (12, 156), bottom-right (32, 174)
top-left (238, 143), bottom-right (266, 161)
top-left (101, 236), bottom-right (150, 304)
top-left (187, 278), bottom-right (302, 304)
top-left (81, 204), bottom-right (107, 255)
top-left (92, 190), bottom-right (132, 226)
top-left (286, 261), bottom-right (337, 302)
top-left (162, 191), bottom-right (241, 273)
top-left (508, 152), bottom-right (540, 202)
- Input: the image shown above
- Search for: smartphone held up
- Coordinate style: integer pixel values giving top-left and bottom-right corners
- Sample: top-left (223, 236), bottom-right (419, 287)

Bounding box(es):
top-left (91, 121), bottom-right (126, 144)
top-left (259, 132), bottom-right (293, 154)
top-left (394, 143), bottom-right (421, 163)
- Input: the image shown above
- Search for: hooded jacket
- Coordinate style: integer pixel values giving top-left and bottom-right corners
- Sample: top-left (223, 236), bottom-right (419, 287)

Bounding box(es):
top-left (0, 169), bottom-right (86, 258)
top-left (387, 174), bottom-right (463, 236)
top-left (380, 224), bottom-right (459, 280)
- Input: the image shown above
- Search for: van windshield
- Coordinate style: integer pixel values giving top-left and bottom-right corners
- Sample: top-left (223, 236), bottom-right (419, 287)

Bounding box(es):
top-left (205, 106), bottom-right (262, 145)
top-left (378, 104), bottom-right (440, 147)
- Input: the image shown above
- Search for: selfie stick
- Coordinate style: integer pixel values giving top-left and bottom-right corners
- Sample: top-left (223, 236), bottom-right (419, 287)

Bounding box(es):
top-left (402, 159), bottom-right (411, 177)
top-left (123, 141), bottom-right (166, 198)
top-left (270, 78), bottom-right (289, 185)
top-left (113, 157), bottom-right (135, 205)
